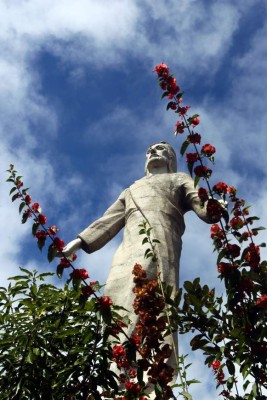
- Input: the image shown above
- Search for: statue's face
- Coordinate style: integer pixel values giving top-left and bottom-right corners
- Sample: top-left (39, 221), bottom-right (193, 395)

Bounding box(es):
top-left (145, 143), bottom-right (170, 172)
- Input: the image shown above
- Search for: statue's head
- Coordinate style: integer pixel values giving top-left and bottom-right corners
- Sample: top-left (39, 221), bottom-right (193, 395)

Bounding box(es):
top-left (145, 141), bottom-right (177, 175)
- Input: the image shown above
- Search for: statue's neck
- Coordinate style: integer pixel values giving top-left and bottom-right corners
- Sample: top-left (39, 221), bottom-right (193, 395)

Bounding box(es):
top-left (146, 165), bottom-right (169, 176)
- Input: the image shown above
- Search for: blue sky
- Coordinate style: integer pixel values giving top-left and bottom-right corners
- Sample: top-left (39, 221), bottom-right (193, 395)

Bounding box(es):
top-left (0, 0), bottom-right (267, 397)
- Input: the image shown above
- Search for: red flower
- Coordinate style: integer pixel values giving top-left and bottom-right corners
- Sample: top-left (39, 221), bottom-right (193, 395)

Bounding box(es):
top-left (166, 76), bottom-right (179, 95)
top-left (60, 253), bottom-right (77, 267)
top-left (241, 231), bottom-right (250, 241)
top-left (210, 224), bottom-right (224, 239)
top-left (225, 244), bottom-right (241, 259)
top-left (226, 185), bottom-right (237, 196)
top-left (186, 152), bottom-right (199, 163)
top-left (178, 106), bottom-right (190, 116)
top-left (256, 294), bottom-right (267, 309)
top-left (229, 217), bottom-right (244, 230)
top-left (188, 133), bottom-right (201, 144)
top-left (47, 225), bottom-right (59, 235)
top-left (217, 370), bottom-right (225, 385)
top-left (245, 243), bottom-right (260, 269)
top-left (24, 195), bottom-right (32, 205)
top-left (98, 295), bottom-right (113, 308)
top-left (201, 144), bottom-right (216, 157)
top-left (112, 345), bottom-right (125, 358)
top-left (38, 214), bottom-right (47, 225)
top-left (220, 390), bottom-right (230, 398)
top-left (130, 333), bottom-right (141, 348)
top-left (53, 237), bottom-right (65, 251)
top-left (217, 262), bottom-right (236, 274)
top-left (81, 285), bottom-right (94, 298)
top-left (168, 101), bottom-right (177, 110)
top-left (71, 268), bottom-right (89, 280)
top-left (213, 181), bottom-right (228, 194)
top-left (153, 63), bottom-right (169, 78)
top-left (35, 230), bottom-right (47, 240)
top-left (189, 117), bottom-right (200, 126)
top-left (112, 345), bottom-right (129, 368)
top-left (59, 258), bottom-right (71, 267)
top-left (198, 187), bottom-right (209, 202)
top-left (32, 202), bottom-right (41, 213)
top-left (207, 199), bottom-right (224, 221)
top-left (194, 165), bottom-right (212, 178)
top-left (211, 360), bottom-right (221, 371)
top-left (174, 121), bottom-right (185, 134)
top-left (125, 381), bottom-right (141, 394)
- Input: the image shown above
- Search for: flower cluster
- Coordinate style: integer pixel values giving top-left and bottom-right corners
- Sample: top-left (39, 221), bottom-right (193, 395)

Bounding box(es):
top-left (153, 63), bottom-right (196, 137)
top-left (6, 165), bottom-right (100, 302)
top-left (210, 361), bottom-right (226, 389)
top-left (111, 334), bottom-right (146, 398)
top-left (132, 263), bottom-right (175, 399)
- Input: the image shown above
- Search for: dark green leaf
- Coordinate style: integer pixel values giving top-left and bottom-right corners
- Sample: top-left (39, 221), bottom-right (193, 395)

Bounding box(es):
top-left (9, 187), bottom-right (17, 195)
top-left (47, 244), bottom-right (57, 262)
top-left (180, 140), bottom-right (190, 157)
top-left (56, 264), bottom-right (64, 279)
top-left (19, 202), bottom-right (25, 214)
top-left (194, 176), bottom-right (200, 188)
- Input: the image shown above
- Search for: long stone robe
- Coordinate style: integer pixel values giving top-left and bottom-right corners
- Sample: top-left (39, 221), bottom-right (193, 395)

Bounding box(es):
top-left (78, 172), bottom-right (211, 386)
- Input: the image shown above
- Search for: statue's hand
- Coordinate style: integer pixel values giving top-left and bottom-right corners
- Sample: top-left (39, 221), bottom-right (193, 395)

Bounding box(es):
top-left (58, 238), bottom-right (82, 258)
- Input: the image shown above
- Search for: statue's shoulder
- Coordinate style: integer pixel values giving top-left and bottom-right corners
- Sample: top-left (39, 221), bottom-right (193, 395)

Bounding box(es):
top-left (170, 172), bottom-right (192, 183)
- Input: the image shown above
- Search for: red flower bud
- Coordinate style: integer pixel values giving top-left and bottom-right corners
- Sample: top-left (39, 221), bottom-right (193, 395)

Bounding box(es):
top-left (71, 268), bottom-right (89, 280)
top-left (198, 187), bottom-right (209, 202)
top-left (188, 133), bottom-right (201, 144)
top-left (53, 237), bottom-right (65, 251)
top-left (38, 214), bottom-right (47, 225)
top-left (98, 295), bottom-right (113, 309)
top-left (194, 165), bottom-right (212, 178)
top-left (153, 63), bottom-right (169, 78)
top-left (32, 202), bottom-right (42, 213)
top-left (24, 195), bottom-right (32, 205)
top-left (202, 143), bottom-right (216, 157)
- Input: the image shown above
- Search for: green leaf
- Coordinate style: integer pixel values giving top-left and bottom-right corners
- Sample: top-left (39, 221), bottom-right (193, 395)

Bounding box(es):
top-left (166, 101), bottom-right (174, 111)
top-left (194, 176), bottom-right (200, 188)
top-left (37, 237), bottom-right (46, 251)
top-left (47, 244), bottom-right (57, 262)
top-left (11, 193), bottom-right (19, 202)
top-left (226, 359), bottom-right (235, 375)
top-left (19, 202), bottom-right (25, 214)
top-left (147, 227), bottom-right (152, 236)
top-left (181, 391), bottom-right (193, 399)
top-left (57, 264), bottom-right (64, 279)
top-left (9, 187), bottom-right (17, 195)
top-left (180, 140), bottom-right (190, 156)
top-left (161, 91), bottom-right (169, 99)
top-left (32, 222), bottom-right (39, 236)
top-left (184, 281), bottom-right (194, 292)
top-left (188, 162), bottom-right (194, 177)
top-left (217, 248), bottom-right (227, 264)
top-left (21, 212), bottom-right (29, 224)
top-left (142, 237), bottom-right (148, 245)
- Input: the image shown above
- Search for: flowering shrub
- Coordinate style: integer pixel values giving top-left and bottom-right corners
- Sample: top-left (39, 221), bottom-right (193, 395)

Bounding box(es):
top-left (3, 65), bottom-right (267, 399)
top-left (154, 63), bottom-right (267, 399)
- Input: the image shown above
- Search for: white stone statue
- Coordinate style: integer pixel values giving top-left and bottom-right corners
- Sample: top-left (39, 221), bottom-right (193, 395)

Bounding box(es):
top-left (62, 142), bottom-right (213, 392)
